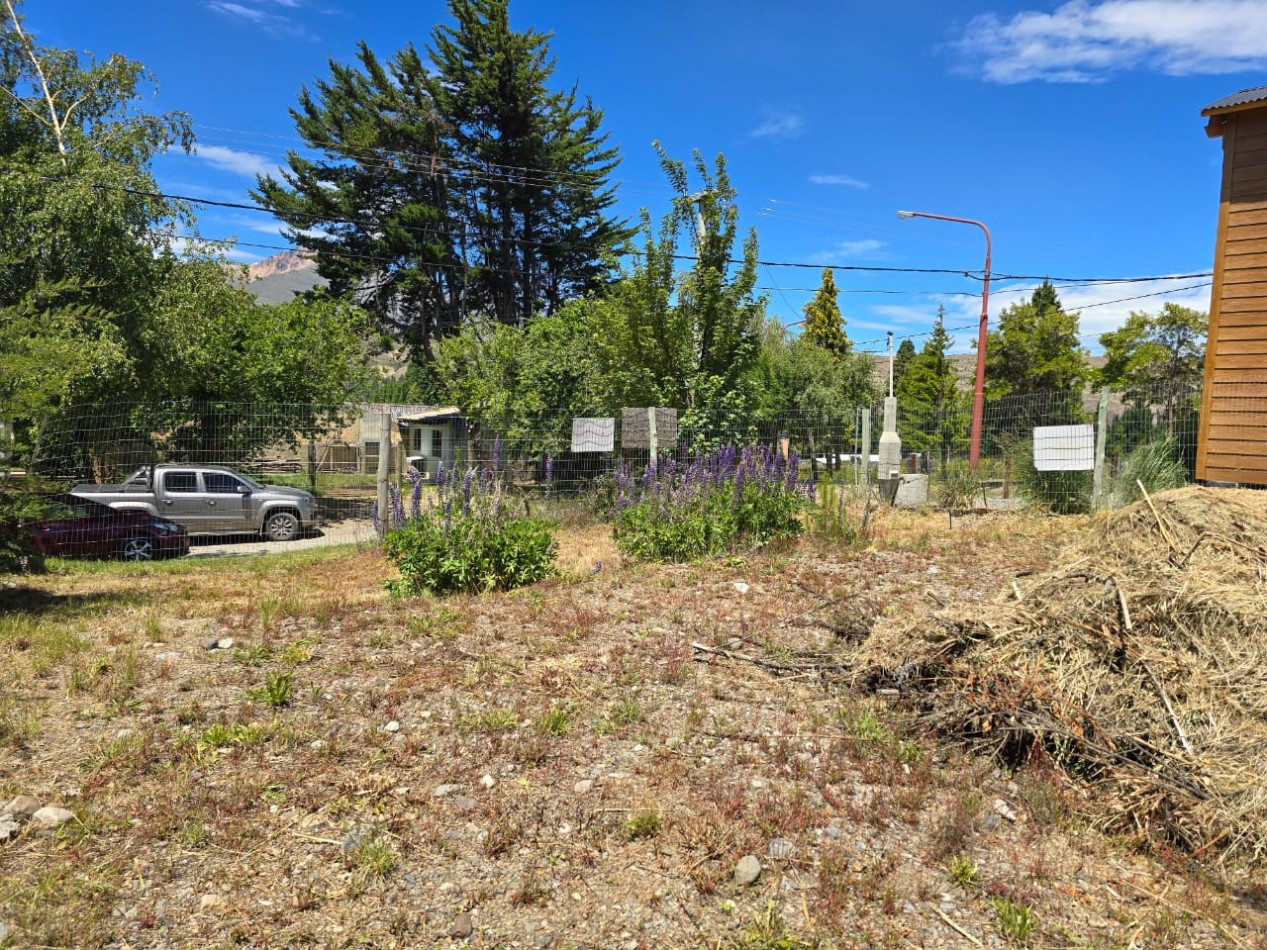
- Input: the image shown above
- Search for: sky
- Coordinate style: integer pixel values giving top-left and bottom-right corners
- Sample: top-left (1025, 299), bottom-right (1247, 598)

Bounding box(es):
top-left (32, 0), bottom-right (1267, 357)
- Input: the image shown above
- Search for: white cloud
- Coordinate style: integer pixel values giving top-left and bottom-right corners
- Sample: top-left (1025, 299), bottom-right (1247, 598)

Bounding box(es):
top-left (750, 111), bottom-right (804, 139)
top-left (808, 174), bottom-right (869, 189)
top-left (195, 144), bottom-right (279, 178)
top-left (204, 1), bottom-right (318, 40)
top-left (957, 0), bottom-right (1267, 83)
top-left (809, 239), bottom-right (886, 266)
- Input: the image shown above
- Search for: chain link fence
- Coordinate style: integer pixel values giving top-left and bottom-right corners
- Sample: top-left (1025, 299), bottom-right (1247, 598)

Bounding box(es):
top-left (6, 377), bottom-right (1255, 539)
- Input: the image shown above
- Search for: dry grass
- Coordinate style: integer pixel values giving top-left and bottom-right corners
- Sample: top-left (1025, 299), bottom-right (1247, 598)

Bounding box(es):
top-left (1, 508), bottom-right (1263, 947)
top-left (854, 486), bottom-right (1267, 865)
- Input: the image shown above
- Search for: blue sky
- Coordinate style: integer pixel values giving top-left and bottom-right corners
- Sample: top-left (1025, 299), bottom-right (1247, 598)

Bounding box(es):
top-left (35, 0), bottom-right (1267, 355)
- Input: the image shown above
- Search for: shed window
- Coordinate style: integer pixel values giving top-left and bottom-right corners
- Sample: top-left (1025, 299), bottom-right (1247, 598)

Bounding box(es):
top-left (431, 430), bottom-right (443, 458)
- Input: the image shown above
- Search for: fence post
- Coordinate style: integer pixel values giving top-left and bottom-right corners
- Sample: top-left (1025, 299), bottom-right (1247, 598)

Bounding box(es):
top-left (376, 411), bottom-right (391, 541)
top-left (859, 408), bottom-right (872, 490)
top-left (647, 407), bottom-right (657, 462)
top-left (1092, 388), bottom-right (1109, 511)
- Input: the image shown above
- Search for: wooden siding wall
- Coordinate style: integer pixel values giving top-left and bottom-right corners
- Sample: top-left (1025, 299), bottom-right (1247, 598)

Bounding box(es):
top-left (1198, 110), bottom-right (1267, 485)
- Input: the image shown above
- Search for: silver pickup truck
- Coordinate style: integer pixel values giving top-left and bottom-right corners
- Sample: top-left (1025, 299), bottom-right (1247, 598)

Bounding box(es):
top-left (72, 465), bottom-right (317, 541)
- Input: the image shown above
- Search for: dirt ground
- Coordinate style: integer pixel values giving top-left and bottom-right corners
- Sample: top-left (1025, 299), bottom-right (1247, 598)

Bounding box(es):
top-left (1, 507), bottom-right (1264, 949)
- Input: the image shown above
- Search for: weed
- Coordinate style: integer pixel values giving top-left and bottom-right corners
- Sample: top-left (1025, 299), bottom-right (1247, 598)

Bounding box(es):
top-left (596, 697), bottom-right (644, 734)
top-left (352, 834), bottom-right (398, 879)
top-left (536, 703), bottom-right (571, 738)
top-left (992, 896), bottom-right (1038, 945)
top-left (0, 695), bottom-right (38, 749)
top-left (199, 722), bottom-right (269, 752)
top-left (280, 638), bottom-right (317, 665)
top-left (622, 809), bottom-right (662, 841)
top-left (947, 854), bottom-right (980, 890)
top-left (247, 671), bottom-right (295, 709)
top-left (458, 706), bottom-right (519, 733)
top-left (232, 644), bottom-right (272, 667)
top-left (730, 901), bottom-right (816, 949)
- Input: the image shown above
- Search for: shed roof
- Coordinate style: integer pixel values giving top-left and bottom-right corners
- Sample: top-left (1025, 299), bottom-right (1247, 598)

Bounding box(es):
top-left (1203, 85), bottom-right (1267, 116)
top-left (397, 406), bottom-right (463, 423)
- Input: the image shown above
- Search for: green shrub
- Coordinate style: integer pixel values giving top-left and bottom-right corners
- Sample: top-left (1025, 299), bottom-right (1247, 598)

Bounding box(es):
top-left (611, 446), bottom-right (806, 562)
top-left (1111, 435), bottom-right (1188, 504)
top-left (384, 512), bottom-right (555, 596)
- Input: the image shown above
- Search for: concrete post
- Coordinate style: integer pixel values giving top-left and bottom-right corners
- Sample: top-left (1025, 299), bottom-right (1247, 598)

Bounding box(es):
top-left (376, 411), bottom-right (391, 541)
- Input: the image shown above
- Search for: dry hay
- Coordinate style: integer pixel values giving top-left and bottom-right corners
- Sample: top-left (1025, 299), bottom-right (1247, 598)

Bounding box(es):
top-left (852, 485), bottom-right (1267, 863)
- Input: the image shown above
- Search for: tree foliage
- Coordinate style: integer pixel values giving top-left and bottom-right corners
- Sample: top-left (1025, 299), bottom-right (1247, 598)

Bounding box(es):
top-left (1097, 303), bottom-right (1206, 422)
top-left (801, 268), bottom-right (849, 358)
top-left (984, 280), bottom-right (1087, 400)
top-left (255, 0), bottom-right (630, 362)
top-left (897, 306), bottom-right (966, 467)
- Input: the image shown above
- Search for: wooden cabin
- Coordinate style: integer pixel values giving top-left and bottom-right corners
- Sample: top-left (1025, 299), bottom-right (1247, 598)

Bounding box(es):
top-left (1198, 86), bottom-right (1267, 486)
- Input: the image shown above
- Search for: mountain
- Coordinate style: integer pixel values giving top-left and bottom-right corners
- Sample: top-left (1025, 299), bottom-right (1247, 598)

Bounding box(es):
top-left (245, 249), bottom-right (326, 304)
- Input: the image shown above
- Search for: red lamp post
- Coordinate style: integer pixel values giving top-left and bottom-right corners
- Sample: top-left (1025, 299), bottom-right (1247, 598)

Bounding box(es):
top-left (897, 210), bottom-right (992, 468)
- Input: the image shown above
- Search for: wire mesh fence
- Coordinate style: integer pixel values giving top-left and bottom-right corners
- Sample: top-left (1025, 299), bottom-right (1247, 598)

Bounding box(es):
top-left (5, 376), bottom-right (1256, 536)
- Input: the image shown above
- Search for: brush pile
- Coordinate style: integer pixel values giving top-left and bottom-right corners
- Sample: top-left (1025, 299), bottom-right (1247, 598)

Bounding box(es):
top-left (853, 486), bottom-right (1267, 863)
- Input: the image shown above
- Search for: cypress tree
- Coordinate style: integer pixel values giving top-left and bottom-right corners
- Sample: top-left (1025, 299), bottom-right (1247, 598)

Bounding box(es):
top-left (801, 268), bottom-right (850, 358)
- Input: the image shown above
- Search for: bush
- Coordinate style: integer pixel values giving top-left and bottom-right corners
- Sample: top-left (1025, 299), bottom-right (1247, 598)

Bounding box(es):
top-left (1111, 435), bottom-right (1188, 505)
top-left (382, 461), bottom-right (556, 596)
top-left (611, 445), bottom-right (807, 562)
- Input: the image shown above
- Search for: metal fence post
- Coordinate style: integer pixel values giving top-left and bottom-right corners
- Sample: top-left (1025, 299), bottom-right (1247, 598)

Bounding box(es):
top-left (376, 410), bottom-right (391, 541)
top-left (859, 408), bottom-right (872, 490)
top-left (1092, 388), bottom-right (1109, 511)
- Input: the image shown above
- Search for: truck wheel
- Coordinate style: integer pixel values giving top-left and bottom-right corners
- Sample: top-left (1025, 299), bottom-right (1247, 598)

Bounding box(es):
top-left (118, 536), bottom-right (155, 561)
top-left (263, 510), bottom-right (301, 542)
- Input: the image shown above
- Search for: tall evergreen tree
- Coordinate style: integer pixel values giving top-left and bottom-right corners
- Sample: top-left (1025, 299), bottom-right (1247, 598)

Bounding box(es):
top-left (892, 337), bottom-right (916, 390)
top-left (897, 306), bottom-right (966, 468)
top-left (801, 267), bottom-right (849, 357)
top-left (984, 280), bottom-right (1087, 399)
top-left (255, 0), bottom-right (631, 361)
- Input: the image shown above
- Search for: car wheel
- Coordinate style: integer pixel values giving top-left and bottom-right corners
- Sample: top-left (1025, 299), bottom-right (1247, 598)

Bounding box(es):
top-left (118, 536), bottom-right (155, 561)
top-left (263, 510), bottom-right (300, 542)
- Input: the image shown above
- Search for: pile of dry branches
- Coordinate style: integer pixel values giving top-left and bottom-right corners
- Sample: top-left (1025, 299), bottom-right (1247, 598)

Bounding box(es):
top-left (853, 486), bottom-right (1267, 863)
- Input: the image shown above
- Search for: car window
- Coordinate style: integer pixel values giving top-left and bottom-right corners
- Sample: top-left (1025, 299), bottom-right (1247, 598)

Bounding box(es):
top-left (163, 472), bottom-right (198, 493)
top-left (205, 472), bottom-right (245, 494)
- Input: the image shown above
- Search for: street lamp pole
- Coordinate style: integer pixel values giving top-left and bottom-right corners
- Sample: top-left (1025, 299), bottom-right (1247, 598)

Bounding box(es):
top-left (897, 210), bottom-right (992, 468)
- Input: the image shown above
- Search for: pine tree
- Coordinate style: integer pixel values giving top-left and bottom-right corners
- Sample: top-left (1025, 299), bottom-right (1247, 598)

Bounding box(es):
top-left (892, 338), bottom-right (916, 390)
top-left (897, 306), bottom-right (966, 467)
top-left (255, 0), bottom-right (631, 361)
top-left (801, 268), bottom-right (849, 358)
top-left (984, 279), bottom-right (1086, 399)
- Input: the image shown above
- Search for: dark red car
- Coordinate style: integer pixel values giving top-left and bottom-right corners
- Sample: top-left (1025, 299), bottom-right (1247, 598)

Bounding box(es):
top-left (21, 493), bottom-right (189, 561)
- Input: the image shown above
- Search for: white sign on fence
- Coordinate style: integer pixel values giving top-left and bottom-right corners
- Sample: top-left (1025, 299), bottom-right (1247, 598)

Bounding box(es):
top-left (571, 417), bottom-right (615, 453)
top-left (1033, 424), bottom-right (1095, 471)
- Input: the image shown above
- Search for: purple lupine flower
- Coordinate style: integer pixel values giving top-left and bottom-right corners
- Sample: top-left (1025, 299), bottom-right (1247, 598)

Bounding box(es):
top-left (389, 482), bottom-right (406, 529)
top-left (462, 469), bottom-right (474, 516)
top-left (370, 501), bottom-right (380, 533)
top-left (408, 467), bottom-right (423, 520)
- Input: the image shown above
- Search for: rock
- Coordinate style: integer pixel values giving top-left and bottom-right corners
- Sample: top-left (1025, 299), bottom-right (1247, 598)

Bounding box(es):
top-left (767, 838), bottom-right (793, 860)
top-left (342, 828), bottom-right (367, 854)
top-left (573, 779), bottom-right (594, 794)
top-left (979, 812), bottom-right (1002, 831)
top-left (732, 582), bottom-right (750, 594)
top-left (383, 720), bottom-right (400, 733)
top-left (216, 637), bottom-right (235, 649)
top-left (199, 894), bottom-right (226, 912)
top-left (433, 784), bottom-right (464, 798)
top-left (201, 637), bottom-right (220, 650)
top-left (993, 798), bottom-right (1018, 822)
top-left (448, 912), bottom-right (473, 939)
top-left (30, 806), bottom-right (74, 829)
top-left (0, 921), bottom-right (12, 942)
top-left (0, 816), bottom-right (20, 843)
top-left (1, 795), bottom-right (40, 821)
top-left (734, 855), bottom-right (762, 886)
top-left (155, 651), bottom-right (180, 662)
top-left (480, 774), bottom-right (496, 789)
top-left (534, 933), bottom-right (555, 949)
top-left (451, 796), bottom-right (479, 813)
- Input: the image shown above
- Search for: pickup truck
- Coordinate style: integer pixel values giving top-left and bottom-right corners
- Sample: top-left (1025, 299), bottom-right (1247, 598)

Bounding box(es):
top-left (72, 465), bottom-right (317, 541)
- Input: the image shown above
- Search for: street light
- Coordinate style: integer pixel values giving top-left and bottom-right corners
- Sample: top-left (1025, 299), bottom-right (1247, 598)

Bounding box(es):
top-left (897, 210), bottom-right (992, 468)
